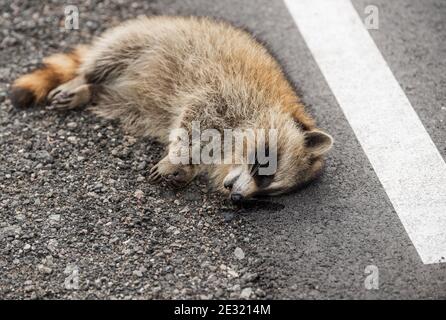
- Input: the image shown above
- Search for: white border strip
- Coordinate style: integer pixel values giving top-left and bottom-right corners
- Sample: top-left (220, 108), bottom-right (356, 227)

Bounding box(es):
top-left (284, 0), bottom-right (446, 264)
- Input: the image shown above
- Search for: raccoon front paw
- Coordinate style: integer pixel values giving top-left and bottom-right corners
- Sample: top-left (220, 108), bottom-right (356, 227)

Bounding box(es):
top-left (149, 161), bottom-right (196, 188)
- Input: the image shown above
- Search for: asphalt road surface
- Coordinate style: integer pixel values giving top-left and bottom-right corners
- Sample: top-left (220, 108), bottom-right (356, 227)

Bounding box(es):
top-left (0, 0), bottom-right (445, 299)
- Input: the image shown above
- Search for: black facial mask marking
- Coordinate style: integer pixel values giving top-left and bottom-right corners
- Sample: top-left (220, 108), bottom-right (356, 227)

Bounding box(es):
top-left (250, 147), bottom-right (275, 189)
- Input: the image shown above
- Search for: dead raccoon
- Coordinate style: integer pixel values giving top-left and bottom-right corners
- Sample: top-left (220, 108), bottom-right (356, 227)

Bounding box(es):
top-left (10, 16), bottom-right (333, 202)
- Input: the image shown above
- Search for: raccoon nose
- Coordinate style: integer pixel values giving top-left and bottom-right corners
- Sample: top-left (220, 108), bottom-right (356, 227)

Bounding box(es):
top-left (224, 180), bottom-right (233, 190)
top-left (231, 193), bottom-right (244, 202)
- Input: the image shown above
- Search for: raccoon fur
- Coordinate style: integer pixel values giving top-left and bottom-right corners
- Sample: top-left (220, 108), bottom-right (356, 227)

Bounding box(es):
top-left (10, 16), bottom-right (333, 202)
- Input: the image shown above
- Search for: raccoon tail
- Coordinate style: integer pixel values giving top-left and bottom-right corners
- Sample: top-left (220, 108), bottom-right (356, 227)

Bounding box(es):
top-left (9, 45), bottom-right (89, 109)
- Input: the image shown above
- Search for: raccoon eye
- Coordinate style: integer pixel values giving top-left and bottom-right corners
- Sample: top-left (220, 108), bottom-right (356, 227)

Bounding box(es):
top-left (251, 161), bottom-right (274, 188)
top-left (250, 146), bottom-right (276, 188)
top-left (254, 173), bottom-right (275, 189)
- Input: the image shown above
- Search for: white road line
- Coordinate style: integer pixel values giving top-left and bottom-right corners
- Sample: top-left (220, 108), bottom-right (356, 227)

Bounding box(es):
top-left (284, 0), bottom-right (446, 264)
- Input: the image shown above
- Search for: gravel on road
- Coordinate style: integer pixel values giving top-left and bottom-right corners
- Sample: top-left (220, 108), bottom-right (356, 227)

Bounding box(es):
top-left (0, 0), bottom-right (272, 299)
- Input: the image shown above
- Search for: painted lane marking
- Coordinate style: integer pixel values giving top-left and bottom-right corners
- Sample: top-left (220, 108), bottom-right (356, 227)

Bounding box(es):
top-left (284, 0), bottom-right (446, 264)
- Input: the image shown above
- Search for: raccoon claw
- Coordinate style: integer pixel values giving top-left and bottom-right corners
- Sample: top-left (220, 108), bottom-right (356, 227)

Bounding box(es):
top-left (47, 91), bottom-right (77, 110)
top-left (47, 82), bottom-right (91, 110)
top-left (148, 164), bottom-right (163, 183)
top-left (148, 163), bottom-right (194, 188)
top-left (47, 89), bottom-right (61, 101)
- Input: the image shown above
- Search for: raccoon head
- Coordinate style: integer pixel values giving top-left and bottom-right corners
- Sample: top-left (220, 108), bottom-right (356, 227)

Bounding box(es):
top-left (222, 118), bottom-right (333, 202)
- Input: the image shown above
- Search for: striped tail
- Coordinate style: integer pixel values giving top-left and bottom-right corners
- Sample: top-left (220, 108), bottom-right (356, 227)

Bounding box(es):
top-left (9, 45), bottom-right (88, 109)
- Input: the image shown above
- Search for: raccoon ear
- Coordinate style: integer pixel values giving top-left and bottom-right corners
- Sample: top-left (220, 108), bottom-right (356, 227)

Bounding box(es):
top-left (304, 130), bottom-right (333, 156)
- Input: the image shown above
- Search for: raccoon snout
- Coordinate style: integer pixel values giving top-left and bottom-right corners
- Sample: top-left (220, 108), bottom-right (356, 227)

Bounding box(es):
top-left (223, 167), bottom-right (243, 190)
top-left (224, 167), bottom-right (255, 202)
top-left (225, 179), bottom-right (246, 202)
top-left (224, 179), bottom-right (234, 190)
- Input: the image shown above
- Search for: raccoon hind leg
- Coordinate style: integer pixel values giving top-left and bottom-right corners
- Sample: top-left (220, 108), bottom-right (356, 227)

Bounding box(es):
top-left (47, 76), bottom-right (95, 110)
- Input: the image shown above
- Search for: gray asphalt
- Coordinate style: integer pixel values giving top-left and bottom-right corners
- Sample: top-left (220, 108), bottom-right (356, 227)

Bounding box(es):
top-left (1, 0), bottom-right (445, 299)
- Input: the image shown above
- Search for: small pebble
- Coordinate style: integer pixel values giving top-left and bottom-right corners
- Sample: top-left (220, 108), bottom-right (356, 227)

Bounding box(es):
top-left (234, 247), bottom-right (245, 260)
